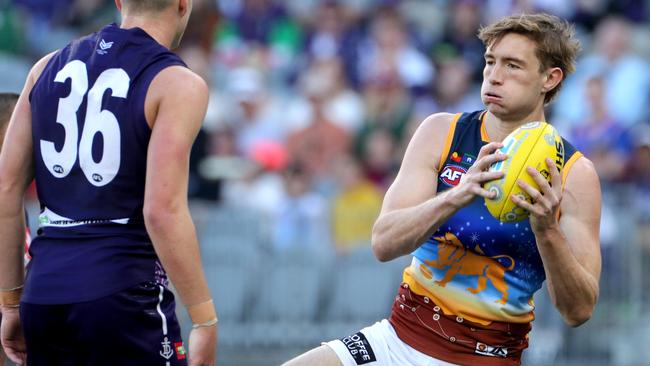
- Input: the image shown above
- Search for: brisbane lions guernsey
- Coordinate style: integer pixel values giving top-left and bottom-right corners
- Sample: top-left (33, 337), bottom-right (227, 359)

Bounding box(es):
top-left (26, 24), bottom-right (186, 304)
top-left (404, 110), bottom-right (582, 325)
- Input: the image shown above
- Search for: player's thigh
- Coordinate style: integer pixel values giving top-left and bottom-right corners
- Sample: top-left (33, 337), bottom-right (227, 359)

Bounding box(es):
top-left (21, 302), bottom-right (78, 365)
top-left (282, 345), bottom-right (343, 366)
top-left (72, 281), bottom-right (187, 366)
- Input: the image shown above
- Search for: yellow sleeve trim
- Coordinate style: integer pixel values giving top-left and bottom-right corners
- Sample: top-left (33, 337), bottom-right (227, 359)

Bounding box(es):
top-left (437, 113), bottom-right (461, 172)
top-left (561, 151), bottom-right (583, 191)
top-left (557, 151), bottom-right (583, 221)
top-left (480, 111), bottom-right (490, 142)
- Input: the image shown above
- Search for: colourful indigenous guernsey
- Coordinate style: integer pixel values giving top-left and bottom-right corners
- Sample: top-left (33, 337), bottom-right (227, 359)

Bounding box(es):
top-left (389, 110), bottom-right (582, 365)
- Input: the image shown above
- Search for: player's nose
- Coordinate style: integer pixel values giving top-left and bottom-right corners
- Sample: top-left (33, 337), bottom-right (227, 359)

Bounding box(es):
top-left (487, 65), bottom-right (504, 85)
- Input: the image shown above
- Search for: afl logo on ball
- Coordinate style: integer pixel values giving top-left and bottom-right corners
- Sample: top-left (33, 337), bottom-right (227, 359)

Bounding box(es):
top-left (440, 165), bottom-right (467, 186)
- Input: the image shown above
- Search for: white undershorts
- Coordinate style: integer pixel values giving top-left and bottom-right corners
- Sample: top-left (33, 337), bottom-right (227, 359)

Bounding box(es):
top-left (325, 319), bottom-right (459, 366)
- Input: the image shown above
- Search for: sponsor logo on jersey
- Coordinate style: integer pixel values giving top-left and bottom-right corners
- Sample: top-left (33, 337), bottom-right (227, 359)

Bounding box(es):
top-left (38, 207), bottom-right (129, 228)
top-left (461, 153), bottom-right (477, 166)
top-left (340, 332), bottom-right (377, 365)
top-left (450, 151), bottom-right (462, 163)
top-left (439, 165), bottom-right (467, 186)
top-left (97, 39), bottom-right (113, 55)
top-left (475, 342), bottom-right (508, 358)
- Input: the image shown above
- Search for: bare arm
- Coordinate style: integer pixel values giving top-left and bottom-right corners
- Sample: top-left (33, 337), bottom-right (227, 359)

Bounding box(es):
top-left (142, 66), bottom-right (217, 365)
top-left (143, 66), bottom-right (212, 310)
top-left (513, 158), bottom-right (601, 326)
top-left (371, 113), bottom-right (506, 261)
top-left (0, 53), bottom-right (55, 290)
top-left (0, 52), bottom-right (55, 365)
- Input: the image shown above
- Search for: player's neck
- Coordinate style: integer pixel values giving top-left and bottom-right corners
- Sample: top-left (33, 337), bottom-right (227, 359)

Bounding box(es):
top-left (120, 16), bottom-right (174, 49)
top-left (484, 108), bottom-right (546, 142)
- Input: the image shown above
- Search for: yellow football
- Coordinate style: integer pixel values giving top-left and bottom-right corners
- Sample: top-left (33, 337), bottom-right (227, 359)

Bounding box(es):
top-left (484, 121), bottom-right (564, 222)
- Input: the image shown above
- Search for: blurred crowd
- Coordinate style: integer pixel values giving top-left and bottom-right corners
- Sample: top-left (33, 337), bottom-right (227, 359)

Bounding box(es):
top-left (0, 0), bottom-right (648, 257)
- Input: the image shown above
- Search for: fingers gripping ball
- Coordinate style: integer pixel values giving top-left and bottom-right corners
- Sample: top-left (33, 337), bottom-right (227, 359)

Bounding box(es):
top-left (484, 121), bottom-right (564, 222)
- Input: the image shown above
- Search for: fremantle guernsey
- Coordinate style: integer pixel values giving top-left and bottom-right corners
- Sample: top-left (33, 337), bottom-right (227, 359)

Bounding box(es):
top-left (25, 24), bottom-right (186, 304)
top-left (388, 111), bottom-right (582, 365)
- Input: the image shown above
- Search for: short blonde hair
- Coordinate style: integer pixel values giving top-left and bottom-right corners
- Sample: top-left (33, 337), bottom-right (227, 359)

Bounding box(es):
top-left (122, 0), bottom-right (173, 13)
top-left (478, 13), bottom-right (581, 103)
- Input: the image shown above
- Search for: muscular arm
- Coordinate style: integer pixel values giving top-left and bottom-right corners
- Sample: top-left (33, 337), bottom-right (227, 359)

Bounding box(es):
top-left (371, 113), bottom-right (505, 261)
top-left (536, 159), bottom-right (602, 326)
top-left (0, 53), bottom-right (55, 290)
top-left (142, 66), bottom-right (213, 310)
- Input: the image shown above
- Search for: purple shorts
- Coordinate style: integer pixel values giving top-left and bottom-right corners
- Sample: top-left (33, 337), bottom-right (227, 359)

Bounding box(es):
top-left (20, 281), bottom-right (187, 365)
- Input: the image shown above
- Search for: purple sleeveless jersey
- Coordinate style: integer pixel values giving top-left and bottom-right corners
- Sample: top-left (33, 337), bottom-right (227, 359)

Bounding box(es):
top-left (25, 24), bottom-right (186, 304)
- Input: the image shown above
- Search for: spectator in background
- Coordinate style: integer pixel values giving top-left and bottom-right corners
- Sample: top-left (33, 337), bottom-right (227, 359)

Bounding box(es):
top-left (554, 16), bottom-right (650, 130)
top-left (411, 57), bottom-right (483, 126)
top-left (569, 75), bottom-right (633, 182)
top-left (433, 0), bottom-right (486, 82)
top-left (215, 0), bottom-right (301, 81)
top-left (302, 0), bottom-right (362, 87)
top-left (286, 58), bottom-right (365, 134)
top-left (286, 78), bottom-right (351, 186)
top-left (357, 6), bottom-right (434, 93)
top-left (221, 140), bottom-right (287, 223)
top-left (226, 67), bottom-right (287, 156)
top-left (272, 162), bottom-right (331, 253)
top-left (13, 0), bottom-right (114, 57)
top-left (331, 154), bottom-right (383, 256)
top-left (178, 0), bottom-right (220, 54)
top-left (360, 127), bottom-right (399, 191)
top-left (355, 61), bottom-right (412, 164)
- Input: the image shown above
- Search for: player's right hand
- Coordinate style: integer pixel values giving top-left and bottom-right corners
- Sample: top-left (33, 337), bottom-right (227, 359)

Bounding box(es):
top-left (448, 141), bottom-right (507, 208)
top-left (188, 325), bottom-right (218, 366)
top-left (0, 307), bottom-right (26, 365)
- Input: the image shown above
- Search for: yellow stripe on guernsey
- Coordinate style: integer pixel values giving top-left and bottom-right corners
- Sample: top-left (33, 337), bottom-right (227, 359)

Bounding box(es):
top-left (561, 151), bottom-right (583, 190)
top-left (404, 258), bottom-right (534, 326)
top-left (437, 113), bottom-right (462, 172)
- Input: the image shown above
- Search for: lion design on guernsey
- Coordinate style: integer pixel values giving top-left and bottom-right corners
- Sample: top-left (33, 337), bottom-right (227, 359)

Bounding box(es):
top-left (422, 232), bottom-right (515, 304)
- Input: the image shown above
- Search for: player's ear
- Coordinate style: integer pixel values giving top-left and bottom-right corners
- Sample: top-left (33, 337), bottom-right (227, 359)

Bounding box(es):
top-left (541, 67), bottom-right (563, 94)
top-left (178, 0), bottom-right (190, 18)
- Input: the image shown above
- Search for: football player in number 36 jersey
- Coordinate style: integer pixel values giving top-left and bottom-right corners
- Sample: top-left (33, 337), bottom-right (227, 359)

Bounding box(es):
top-left (0, 1), bottom-right (217, 365)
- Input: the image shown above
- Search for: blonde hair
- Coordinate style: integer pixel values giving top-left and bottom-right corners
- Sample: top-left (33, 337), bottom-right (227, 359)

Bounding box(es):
top-left (122, 0), bottom-right (174, 13)
top-left (478, 13), bottom-right (581, 103)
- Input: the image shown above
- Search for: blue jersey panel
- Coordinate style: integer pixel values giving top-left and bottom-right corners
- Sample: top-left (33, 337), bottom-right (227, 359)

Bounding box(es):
top-left (409, 111), bottom-right (581, 323)
top-left (26, 24), bottom-right (186, 304)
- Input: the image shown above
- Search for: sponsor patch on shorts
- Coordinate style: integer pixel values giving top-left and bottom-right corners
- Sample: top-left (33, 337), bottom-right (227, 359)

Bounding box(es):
top-left (340, 332), bottom-right (377, 365)
top-left (475, 342), bottom-right (508, 358)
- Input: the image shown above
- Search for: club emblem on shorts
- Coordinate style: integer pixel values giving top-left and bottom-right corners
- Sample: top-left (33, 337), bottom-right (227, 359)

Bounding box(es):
top-left (476, 342), bottom-right (508, 358)
top-left (160, 337), bottom-right (174, 360)
top-left (340, 332), bottom-right (377, 365)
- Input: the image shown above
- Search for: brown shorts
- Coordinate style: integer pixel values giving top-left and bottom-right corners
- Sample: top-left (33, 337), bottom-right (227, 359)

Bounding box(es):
top-left (389, 283), bottom-right (531, 366)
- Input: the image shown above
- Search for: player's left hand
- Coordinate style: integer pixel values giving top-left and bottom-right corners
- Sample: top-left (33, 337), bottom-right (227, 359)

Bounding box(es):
top-left (510, 158), bottom-right (562, 233)
top-left (0, 307), bottom-right (26, 365)
top-left (188, 325), bottom-right (218, 366)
